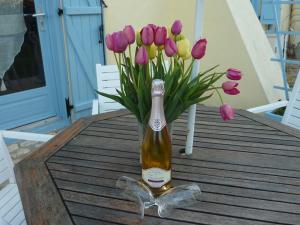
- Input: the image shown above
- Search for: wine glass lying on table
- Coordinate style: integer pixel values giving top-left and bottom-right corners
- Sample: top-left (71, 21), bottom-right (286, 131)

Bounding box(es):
top-left (116, 176), bottom-right (202, 218)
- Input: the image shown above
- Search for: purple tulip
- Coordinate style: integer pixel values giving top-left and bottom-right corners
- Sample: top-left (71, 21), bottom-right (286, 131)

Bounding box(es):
top-left (220, 104), bottom-right (235, 121)
top-left (222, 81), bottom-right (240, 95)
top-left (191, 39), bottom-right (207, 60)
top-left (171, 20), bottom-right (182, 35)
top-left (105, 34), bottom-right (114, 51)
top-left (164, 38), bottom-right (177, 57)
top-left (154, 26), bottom-right (167, 46)
top-left (227, 68), bottom-right (242, 80)
top-left (112, 31), bottom-right (128, 53)
top-left (123, 25), bottom-right (135, 44)
top-left (148, 23), bottom-right (158, 33)
top-left (135, 47), bottom-right (149, 65)
top-left (140, 26), bottom-right (154, 46)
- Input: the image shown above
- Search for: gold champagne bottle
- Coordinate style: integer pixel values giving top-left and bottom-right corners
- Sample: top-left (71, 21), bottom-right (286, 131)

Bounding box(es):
top-left (142, 79), bottom-right (172, 196)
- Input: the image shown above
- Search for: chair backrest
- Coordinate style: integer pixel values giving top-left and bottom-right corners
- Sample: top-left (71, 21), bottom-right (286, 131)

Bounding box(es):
top-left (0, 131), bottom-right (54, 185)
top-left (282, 70), bottom-right (300, 129)
top-left (96, 64), bottom-right (124, 114)
top-left (0, 133), bottom-right (15, 184)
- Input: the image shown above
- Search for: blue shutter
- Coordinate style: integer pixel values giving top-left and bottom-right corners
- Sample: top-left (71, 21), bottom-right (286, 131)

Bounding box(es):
top-left (250, 0), bottom-right (281, 26)
top-left (251, 0), bottom-right (261, 17)
top-left (62, 0), bottom-right (105, 120)
top-left (260, 0), bottom-right (280, 25)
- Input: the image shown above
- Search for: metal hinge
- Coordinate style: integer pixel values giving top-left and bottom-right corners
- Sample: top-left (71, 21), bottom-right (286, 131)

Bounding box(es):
top-left (58, 8), bottom-right (63, 16)
top-left (99, 25), bottom-right (104, 43)
top-left (101, 0), bottom-right (108, 8)
top-left (65, 98), bottom-right (74, 118)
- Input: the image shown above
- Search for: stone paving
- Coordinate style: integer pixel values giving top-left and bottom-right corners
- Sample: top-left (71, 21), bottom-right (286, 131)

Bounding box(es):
top-left (7, 131), bottom-right (59, 164)
top-left (286, 64), bottom-right (300, 87)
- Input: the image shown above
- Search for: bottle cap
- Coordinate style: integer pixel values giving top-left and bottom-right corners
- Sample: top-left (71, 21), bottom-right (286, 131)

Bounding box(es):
top-left (151, 79), bottom-right (165, 97)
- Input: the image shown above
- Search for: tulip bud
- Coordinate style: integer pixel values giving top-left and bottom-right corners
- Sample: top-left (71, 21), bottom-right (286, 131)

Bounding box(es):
top-left (135, 47), bottom-right (149, 65)
top-left (219, 104), bottom-right (235, 121)
top-left (167, 26), bottom-right (175, 40)
top-left (123, 25), bottom-right (135, 44)
top-left (182, 50), bottom-right (191, 60)
top-left (222, 81), bottom-right (240, 95)
top-left (147, 23), bottom-right (157, 33)
top-left (191, 38), bottom-right (207, 60)
top-left (140, 26), bottom-right (154, 46)
top-left (105, 34), bottom-right (114, 51)
top-left (174, 34), bottom-right (185, 42)
top-left (148, 44), bottom-right (157, 60)
top-left (227, 68), bottom-right (242, 80)
top-left (112, 31), bottom-right (128, 53)
top-left (171, 20), bottom-right (182, 35)
top-left (154, 26), bottom-right (167, 46)
top-left (164, 38), bottom-right (177, 57)
top-left (177, 38), bottom-right (190, 58)
top-left (136, 30), bottom-right (142, 46)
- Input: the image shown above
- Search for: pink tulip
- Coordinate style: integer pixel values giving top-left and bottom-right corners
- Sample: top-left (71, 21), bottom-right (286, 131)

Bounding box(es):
top-left (164, 38), bottom-right (177, 57)
top-left (222, 81), bottom-right (240, 95)
top-left (148, 23), bottom-right (158, 33)
top-left (227, 68), bottom-right (242, 80)
top-left (112, 31), bottom-right (128, 53)
top-left (220, 104), bottom-right (235, 121)
top-left (135, 47), bottom-right (149, 65)
top-left (105, 34), bottom-right (114, 51)
top-left (123, 25), bottom-right (135, 44)
top-left (140, 26), bottom-right (154, 46)
top-left (154, 26), bottom-right (167, 46)
top-left (191, 39), bottom-right (207, 60)
top-left (171, 20), bottom-right (182, 35)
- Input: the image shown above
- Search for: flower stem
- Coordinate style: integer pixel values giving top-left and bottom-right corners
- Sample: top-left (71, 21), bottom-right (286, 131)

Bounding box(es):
top-left (184, 59), bottom-right (195, 77)
top-left (114, 53), bottom-right (121, 71)
top-left (212, 84), bottom-right (224, 104)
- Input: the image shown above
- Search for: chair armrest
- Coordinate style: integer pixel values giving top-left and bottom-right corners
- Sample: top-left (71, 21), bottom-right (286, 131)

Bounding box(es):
top-left (1, 131), bottom-right (54, 142)
top-left (92, 99), bottom-right (99, 115)
top-left (247, 100), bottom-right (288, 114)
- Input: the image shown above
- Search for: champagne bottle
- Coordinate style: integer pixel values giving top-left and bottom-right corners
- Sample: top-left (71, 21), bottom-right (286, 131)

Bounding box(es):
top-left (142, 79), bottom-right (172, 196)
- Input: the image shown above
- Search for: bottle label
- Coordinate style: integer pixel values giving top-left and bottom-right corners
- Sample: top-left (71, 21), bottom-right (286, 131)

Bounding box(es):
top-left (149, 118), bottom-right (166, 132)
top-left (142, 168), bottom-right (171, 188)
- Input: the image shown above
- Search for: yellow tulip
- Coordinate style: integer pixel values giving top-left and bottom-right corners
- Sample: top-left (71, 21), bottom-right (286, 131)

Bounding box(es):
top-left (177, 38), bottom-right (190, 58)
top-left (175, 34), bottom-right (185, 41)
top-left (182, 50), bottom-right (191, 60)
top-left (167, 26), bottom-right (175, 40)
top-left (148, 44), bottom-right (157, 59)
top-left (136, 30), bottom-right (142, 46)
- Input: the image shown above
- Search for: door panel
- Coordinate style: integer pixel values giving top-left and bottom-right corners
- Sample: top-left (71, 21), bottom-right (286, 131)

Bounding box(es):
top-left (261, 1), bottom-right (280, 25)
top-left (61, 0), bottom-right (105, 120)
top-left (0, 0), bottom-right (59, 129)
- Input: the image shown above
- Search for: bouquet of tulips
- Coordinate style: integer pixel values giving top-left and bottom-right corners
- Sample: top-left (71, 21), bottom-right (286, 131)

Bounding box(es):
top-left (100, 20), bottom-right (242, 125)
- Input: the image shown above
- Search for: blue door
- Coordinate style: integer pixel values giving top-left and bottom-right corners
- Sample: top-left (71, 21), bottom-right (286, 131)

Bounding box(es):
top-left (0, 0), bottom-right (67, 129)
top-left (60, 0), bottom-right (105, 120)
top-left (260, 1), bottom-right (281, 25)
top-left (250, 0), bottom-right (281, 25)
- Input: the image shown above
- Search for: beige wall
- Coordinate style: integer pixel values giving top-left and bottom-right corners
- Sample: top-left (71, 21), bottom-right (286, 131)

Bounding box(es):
top-left (103, 0), bottom-right (196, 64)
top-left (103, 0), bottom-right (284, 109)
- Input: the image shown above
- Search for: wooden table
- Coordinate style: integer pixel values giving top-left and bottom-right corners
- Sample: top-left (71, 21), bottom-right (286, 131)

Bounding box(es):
top-left (15, 106), bottom-right (300, 225)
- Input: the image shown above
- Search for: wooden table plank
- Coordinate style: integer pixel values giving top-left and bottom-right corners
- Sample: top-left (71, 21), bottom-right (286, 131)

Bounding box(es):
top-left (47, 162), bottom-right (300, 215)
top-left (15, 106), bottom-right (300, 225)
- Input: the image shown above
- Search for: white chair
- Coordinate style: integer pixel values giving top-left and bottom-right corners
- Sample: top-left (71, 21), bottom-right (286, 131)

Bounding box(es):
top-left (248, 69), bottom-right (300, 130)
top-left (92, 64), bottom-right (125, 115)
top-left (0, 131), bottom-right (53, 225)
